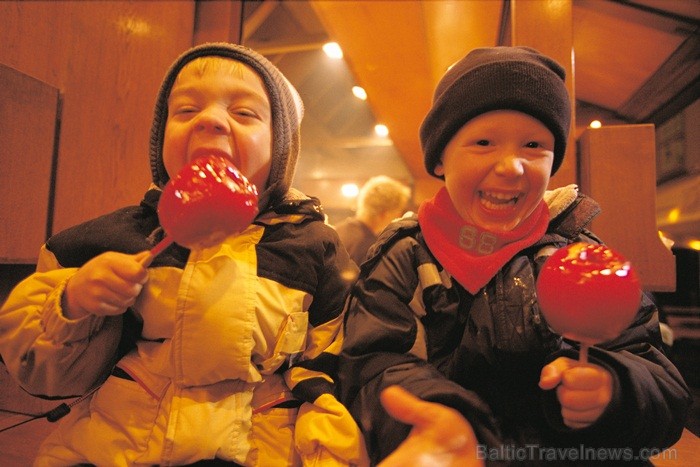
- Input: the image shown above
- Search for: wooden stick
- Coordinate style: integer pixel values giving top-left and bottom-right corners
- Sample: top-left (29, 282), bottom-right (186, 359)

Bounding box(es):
top-left (579, 343), bottom-right (590, 364)
top-left (140, 236), bottom-right (174, 267)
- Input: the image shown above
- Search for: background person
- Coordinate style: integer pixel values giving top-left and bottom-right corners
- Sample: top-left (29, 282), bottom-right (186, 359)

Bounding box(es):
top-left (334, 175), bottom-right (411, 266)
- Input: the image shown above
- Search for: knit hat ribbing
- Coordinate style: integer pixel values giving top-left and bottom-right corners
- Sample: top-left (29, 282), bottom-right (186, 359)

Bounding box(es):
top-left (420, 46), bottom-right (571, 178)
top-left (149, 42), bottom-right (304, 212)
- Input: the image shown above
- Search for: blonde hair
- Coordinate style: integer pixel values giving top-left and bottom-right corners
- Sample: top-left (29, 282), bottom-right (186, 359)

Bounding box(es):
top-left (356, 176), bottom-right (411, 218)
top-left (175, 56), bottom-right (250, 81)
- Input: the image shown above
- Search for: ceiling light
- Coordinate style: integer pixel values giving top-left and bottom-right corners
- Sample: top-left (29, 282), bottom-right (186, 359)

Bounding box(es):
top-left (589, 120), bottom-right (602, 129)
top-left (352, 86), bottom-right (367, 100)
top-left (322, 42), bottom-right (343, 59)
top-left (341, 183), bottom-right (359, 198)
top-left (374, 124), bottom-right (389, 137)
top-left (667, 208), bottom-right (680, 223)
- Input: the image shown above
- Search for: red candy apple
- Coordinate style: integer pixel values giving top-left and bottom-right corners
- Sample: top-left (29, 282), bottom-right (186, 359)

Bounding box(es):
top-left (536, 243), bottom-right (641, 351)
top-left (157, 154), bottom-right (259, 250)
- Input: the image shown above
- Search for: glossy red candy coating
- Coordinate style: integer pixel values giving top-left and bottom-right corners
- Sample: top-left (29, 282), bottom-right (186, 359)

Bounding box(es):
top-left (536, 242), bottom-right (641, 345)
top-left (158, 155), bottom-right (259, 249)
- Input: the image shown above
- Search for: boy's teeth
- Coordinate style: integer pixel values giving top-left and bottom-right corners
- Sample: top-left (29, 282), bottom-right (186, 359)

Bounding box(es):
top-left (481, 191), bottom-right (518, 202)
top-left (480, 191), bottom-right (518, 209)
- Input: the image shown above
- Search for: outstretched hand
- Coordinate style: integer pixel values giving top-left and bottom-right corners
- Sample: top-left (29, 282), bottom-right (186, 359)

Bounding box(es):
top-left (378, 385), bottom-right (484, 467)
top-left (63, 251), bottom-right (150, 319)
top-left (539, 356), bottom-right (613, 429)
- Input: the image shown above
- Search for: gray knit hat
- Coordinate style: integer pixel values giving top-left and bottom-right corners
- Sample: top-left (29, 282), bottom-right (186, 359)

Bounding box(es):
top-left (149, 42), bottom-right (304, 212)
top-left (420, 46), bottom-right (571, 178)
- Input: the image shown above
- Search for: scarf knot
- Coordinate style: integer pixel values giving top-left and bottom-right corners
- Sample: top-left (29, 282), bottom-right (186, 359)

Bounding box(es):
top-left (418, 187), bottom-right (549, 294)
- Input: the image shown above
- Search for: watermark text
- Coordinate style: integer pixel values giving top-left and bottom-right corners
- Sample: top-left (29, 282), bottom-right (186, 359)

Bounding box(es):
top-left (476, 444), bottom-right (677, 462)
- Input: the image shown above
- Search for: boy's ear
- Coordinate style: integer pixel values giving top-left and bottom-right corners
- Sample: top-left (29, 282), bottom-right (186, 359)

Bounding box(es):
top-left (434, 162), bottom-right (445, 177)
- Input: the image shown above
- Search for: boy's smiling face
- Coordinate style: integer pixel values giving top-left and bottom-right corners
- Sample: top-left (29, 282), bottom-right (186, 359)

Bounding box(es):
top-left (162, 57), bottom-right (272, 192)
top-left (434, 110), bottom-right (554, 233)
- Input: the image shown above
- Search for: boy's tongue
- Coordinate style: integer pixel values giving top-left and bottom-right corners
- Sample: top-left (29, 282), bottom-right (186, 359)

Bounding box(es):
top-left (158, 154), bottom-right (259, 249)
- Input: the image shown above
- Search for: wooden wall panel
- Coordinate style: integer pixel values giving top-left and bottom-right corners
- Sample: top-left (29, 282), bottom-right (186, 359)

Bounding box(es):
top-left (0, 65), bottom-right (59, 262)
top-left (579, 125), bottom-right (676, 292)
top-left (0, 1), bottom-right (195, 242)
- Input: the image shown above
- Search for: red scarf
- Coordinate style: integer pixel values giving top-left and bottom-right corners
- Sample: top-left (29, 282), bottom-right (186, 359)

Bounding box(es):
top-left (418, 187), bottom-right (549, 294)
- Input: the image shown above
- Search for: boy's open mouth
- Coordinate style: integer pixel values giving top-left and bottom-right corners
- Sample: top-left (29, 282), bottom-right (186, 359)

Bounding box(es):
top-left (191, 147), bottom-right (231, 160)
top-left (479, 190), bottom-right (520, 210)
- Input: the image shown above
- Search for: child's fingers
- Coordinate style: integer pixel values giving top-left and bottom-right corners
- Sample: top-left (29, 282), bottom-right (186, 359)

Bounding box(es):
top-left (134, 250), bottom-right (153, 268)
top-left (556, 366), bottom-right (612, 429)
top-left (561, 365), bottom-right (612, 391)
top-left (557, 384), bottom-right (610, 411)
top-left (381, 385), bottom-right (465, 432)
top-left (539, 357), bottom-right (576, 390)
top-left (114, 252), bottom-right (149, 283)
top-left (380, 386), bottom-right (431, 426)
top-left (561, 403), bottom-right (607, 428)
top-left (563, 417), bottom-right (598, 430)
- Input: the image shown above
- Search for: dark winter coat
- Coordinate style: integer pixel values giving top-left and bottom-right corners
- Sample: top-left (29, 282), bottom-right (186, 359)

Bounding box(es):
top-left (339, 186), bottom-right (691, 465)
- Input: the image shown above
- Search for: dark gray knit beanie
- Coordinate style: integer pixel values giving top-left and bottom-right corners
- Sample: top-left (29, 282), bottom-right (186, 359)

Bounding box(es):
top-left (420, 46), bottom-right (571, 178)
top-left (149, 42), bottom-right (304, 212)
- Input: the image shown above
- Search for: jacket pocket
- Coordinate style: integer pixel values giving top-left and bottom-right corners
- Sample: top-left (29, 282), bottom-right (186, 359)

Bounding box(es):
top-left (259, 312), bottom-right (309, 371)
top-left (88, 365), bottom-right (170, 455)
top-left (277, 311), bottom-right (308, 355)
top-left (246, 405), bottom-right (301, 466)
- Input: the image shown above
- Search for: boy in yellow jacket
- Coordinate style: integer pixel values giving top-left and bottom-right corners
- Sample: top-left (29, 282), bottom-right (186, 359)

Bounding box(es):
top-left (0, 43), bottom-right (367, 466)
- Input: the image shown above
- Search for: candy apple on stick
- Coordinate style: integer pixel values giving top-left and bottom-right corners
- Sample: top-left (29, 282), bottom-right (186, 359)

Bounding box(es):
top-left (536, 243), bottom-right (641, 363)
top-left (143, 154), bottom-right (259, 264)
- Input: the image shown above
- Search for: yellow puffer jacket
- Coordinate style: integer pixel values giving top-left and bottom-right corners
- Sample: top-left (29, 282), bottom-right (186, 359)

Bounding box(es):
top-left (0, 189), bottom-right (368, 466)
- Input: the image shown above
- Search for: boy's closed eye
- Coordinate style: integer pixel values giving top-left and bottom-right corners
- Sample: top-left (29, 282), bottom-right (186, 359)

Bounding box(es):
top-left (229, 106), bottom-right (263, 120)
top-left (168, 97), bottom-right (200, 116)
top-left (174, 106), bottom-right (199, 115)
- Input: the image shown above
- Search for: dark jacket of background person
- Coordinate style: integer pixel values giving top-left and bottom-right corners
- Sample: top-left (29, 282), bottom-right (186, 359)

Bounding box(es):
top-left (335, 175), bottom-right (411, 266)
top-left (334, 218), bottom-right (376, 267)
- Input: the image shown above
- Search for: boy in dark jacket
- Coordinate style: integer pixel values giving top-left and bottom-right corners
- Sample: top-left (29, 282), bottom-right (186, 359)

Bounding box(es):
top-left (339, 46), bottom-right (691, 466)
top-left (0, 43), bottom-right (366, 466)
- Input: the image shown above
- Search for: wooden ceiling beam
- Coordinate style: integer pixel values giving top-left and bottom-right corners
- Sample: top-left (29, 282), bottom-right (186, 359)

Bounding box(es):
top-left (241, 0), bottom-right (279, 42)
top-left (618, 34), bottom-right (700, 123)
